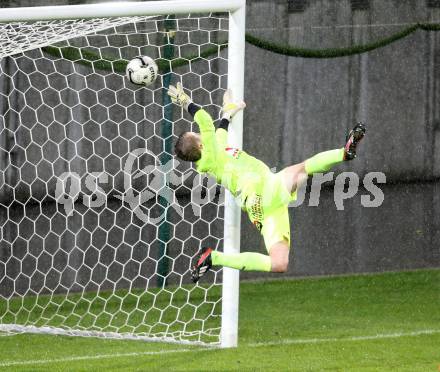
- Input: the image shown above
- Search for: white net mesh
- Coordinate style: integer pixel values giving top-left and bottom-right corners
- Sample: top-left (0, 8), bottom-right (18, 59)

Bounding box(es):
top-left (0, 17), bottom-right (149, 59)
top-left (0, 13), bottom-right (229, 345)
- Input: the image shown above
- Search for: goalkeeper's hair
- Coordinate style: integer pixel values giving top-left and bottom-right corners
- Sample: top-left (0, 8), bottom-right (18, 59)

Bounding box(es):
top-left (174, 132), bottom-right (202, 162)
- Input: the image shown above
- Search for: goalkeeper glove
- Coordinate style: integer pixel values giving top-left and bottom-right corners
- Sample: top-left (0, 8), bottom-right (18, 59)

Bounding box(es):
top-left (167, 82), bottom-right (192, 111)
top-left (221, 89), bottom-right (246, 121)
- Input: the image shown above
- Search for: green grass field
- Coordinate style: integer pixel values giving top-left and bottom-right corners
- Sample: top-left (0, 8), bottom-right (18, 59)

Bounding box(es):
top-left (1, 269), bottom-right (439, 371)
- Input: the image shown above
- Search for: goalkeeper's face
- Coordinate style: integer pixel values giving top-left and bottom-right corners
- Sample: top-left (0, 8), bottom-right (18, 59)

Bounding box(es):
top-left (174, 132), bottom-right (202, 162)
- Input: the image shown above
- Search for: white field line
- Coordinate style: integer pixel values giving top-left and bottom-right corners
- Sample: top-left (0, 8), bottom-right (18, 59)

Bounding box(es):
top-left (248, 329), bottom-right (440, 347)
top-left (0, 348), bottom-right (209, 368)
top-left (1, 329), bottom-right (439, 368)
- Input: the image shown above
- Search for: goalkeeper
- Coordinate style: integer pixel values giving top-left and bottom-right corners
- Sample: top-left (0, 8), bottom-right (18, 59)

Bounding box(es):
top-left (168, 83), bottom-right (366, 282)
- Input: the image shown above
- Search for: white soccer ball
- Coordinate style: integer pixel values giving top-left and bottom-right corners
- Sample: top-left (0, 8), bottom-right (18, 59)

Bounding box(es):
top-left (126, 56), bottom-right (158, 86)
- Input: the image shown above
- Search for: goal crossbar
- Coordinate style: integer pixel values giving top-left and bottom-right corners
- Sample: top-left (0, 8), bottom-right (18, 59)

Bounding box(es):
top-left (0, 0), bottom-right (245, 22)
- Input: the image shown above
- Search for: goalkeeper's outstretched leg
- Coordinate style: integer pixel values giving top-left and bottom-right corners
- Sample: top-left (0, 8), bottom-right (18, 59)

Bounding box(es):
top-left (281, 122), bottom-right (366, 195)
top-left (191, 241), bottom-right (289, 283)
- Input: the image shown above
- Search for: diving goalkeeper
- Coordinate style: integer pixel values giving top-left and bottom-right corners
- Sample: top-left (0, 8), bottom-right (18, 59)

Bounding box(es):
top-left (168, 83), bottom-right (366, 283)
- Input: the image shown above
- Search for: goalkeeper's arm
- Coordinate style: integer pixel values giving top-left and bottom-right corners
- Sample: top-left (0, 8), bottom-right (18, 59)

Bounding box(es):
top-left (192, 88), bottom-right (245, 149)
top-left (168, 83), bottom-right (245, 151)
top-left (215, 89), bottom-right (246, 146)
top-left (167, 82), bottom-right (214, 131)
top-left (168, 83), bottom-right (245, 127)
top-left (219, 88), bottom-right (246, 128)
top-left (167, 82), bottom-right (201, 118)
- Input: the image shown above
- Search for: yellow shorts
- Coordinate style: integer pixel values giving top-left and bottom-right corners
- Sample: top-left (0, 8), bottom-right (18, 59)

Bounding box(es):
top-left (244, 170), bottom-right (297, 252)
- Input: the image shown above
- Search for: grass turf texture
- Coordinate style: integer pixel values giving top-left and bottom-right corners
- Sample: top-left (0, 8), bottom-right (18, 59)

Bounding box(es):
top-left (1, 269), bottom-right (439, 371)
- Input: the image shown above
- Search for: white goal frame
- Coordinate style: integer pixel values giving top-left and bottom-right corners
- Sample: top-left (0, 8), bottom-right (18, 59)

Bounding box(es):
top-left (0, 0), bottom-right (245, 348)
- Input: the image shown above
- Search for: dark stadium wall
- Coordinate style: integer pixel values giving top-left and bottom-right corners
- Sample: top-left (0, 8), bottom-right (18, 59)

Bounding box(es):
top-left (245, 0), bottom-right (440, 181)
top-left (241, 0), bottom-right (440, 278)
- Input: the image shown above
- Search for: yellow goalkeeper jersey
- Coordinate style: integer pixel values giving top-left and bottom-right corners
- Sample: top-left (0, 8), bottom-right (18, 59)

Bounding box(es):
top-left (194, 109), bottom-right (271, 206)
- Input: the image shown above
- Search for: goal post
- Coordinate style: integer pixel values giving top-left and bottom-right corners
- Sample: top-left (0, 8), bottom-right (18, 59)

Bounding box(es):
top-left (0, 0), bottom-right (245, 347)
top-left (221, 3), bottom-right (246, 348)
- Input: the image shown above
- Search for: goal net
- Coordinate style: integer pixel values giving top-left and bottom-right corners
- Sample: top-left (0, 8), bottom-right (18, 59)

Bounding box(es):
top-left (0, 1), bottom-right (244, 346)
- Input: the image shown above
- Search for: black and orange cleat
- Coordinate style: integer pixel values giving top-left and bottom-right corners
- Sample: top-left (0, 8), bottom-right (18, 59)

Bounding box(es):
top-left (191, 247), bottom-right (213, 283)
top-left (344, 122), bottom-right (366, 161)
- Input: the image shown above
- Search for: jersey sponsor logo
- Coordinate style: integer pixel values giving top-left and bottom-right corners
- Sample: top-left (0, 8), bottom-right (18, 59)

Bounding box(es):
top-left (250, 194), bottom-right (263, 221)
top-left (247, 194), bottom-right (263, 231)
top-left (225, 147), bottom-right (242, 159)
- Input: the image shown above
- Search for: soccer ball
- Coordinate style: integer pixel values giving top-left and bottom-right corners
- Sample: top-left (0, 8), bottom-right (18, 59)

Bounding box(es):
top-left (126, 56), bottom-right (158, 86)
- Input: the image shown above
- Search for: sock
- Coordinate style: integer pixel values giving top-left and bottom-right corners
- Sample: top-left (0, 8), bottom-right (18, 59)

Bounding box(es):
top-left (304, 148), bottom-right (345, 175)
top-left (211, 251), bottom-right (272, 272)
